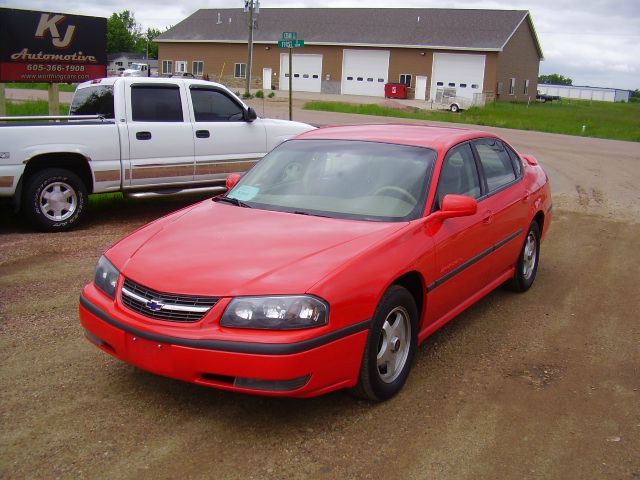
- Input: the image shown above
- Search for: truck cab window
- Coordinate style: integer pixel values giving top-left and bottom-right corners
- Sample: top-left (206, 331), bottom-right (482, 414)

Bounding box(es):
top-left (190, 89), bottom-right (245, 122)
top-left (70, 85), bottom-right (115, 119)
top-left (131, 86), bottom-right (183, 122)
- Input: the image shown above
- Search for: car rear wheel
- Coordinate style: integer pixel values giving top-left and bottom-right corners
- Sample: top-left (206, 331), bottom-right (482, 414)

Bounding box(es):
top-left (352, 285), bottom-right (418, 401)
top-left (23, 168), bottom-right (87, 232)
top-left (509, 221), bottom-right (540, 292)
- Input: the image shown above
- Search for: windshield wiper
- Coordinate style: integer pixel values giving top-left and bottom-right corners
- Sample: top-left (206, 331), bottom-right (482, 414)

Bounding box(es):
top-left (292, 210), bottom-right (331, 218)
top-left (213, 196), bottom-right (252, 208)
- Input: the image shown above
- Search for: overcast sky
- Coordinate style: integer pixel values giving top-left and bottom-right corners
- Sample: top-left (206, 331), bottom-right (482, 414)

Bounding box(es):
top-left (2, 0), bottom-right (638, 90)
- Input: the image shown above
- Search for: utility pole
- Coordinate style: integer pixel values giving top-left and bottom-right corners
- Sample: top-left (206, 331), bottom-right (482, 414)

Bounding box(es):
top-left (245, 0), bottom-right (259, 96)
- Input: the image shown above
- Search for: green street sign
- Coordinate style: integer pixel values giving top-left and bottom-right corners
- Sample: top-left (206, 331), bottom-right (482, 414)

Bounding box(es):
top-left (282, 31), bottom-right (297, 40)
top-left (278, 39), bottom-right (305, 48)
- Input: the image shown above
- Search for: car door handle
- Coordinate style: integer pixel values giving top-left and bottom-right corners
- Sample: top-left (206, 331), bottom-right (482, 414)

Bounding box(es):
top-left (136, 131), bottom-right (152, 140)
top-left (482, 210), bottom-right (494, 225)
top-left (196, 130), bottom-right (210, 138)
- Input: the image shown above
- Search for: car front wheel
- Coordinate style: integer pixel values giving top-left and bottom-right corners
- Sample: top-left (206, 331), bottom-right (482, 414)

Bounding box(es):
top-left (509, 221), bottom-right (540, 292)
top-left (352, 285), bottom-right (418, 401)
top-left (23, 168), bottom-right (87, 232)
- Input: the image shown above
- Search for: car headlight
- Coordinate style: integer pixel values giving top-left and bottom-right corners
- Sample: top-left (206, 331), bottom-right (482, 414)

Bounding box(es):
top-left (94, 255), bottom-right (120, 299)
top-left (221, 296), bottom-right (328, 330)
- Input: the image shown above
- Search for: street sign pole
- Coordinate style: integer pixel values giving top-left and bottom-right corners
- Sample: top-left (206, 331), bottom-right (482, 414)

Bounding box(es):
top-left (279, 32), bottom-right (304, 120)
top-left (289, 47), bottom-right (293, 120)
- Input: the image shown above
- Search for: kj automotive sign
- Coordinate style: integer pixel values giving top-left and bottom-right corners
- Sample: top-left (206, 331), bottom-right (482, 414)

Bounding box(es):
top-left (0, 8), bottom-right (107, 83)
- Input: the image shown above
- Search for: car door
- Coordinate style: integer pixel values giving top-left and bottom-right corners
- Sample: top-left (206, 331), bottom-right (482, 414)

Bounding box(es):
top-left (126, 83), bottom-right (195, 187)
top-left (188, 86), bottom-right (267, 183)
top-left (426, 142), bottom-right (495, 325)
top-left (471, 138), bottom-right (527, 280)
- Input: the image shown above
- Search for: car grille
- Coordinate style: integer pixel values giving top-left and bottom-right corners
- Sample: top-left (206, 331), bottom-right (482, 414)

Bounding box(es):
top-left (121, 278), bottom-right (219, 322)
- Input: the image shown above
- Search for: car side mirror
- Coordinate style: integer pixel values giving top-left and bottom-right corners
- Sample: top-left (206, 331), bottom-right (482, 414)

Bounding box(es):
top-left (245, 107), bottom-right (257, 122)
top-left (226, 173), bottom-right (242, 190)
top-left (431, 194), bottom-right (477, 222)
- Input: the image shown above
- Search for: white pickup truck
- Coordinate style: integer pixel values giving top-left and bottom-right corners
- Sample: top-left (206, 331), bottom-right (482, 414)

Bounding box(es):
top-left (0, 77), bottom-right (314, 231)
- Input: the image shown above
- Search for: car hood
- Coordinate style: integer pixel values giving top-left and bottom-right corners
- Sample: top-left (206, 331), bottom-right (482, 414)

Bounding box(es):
top-left (108, 200), bottom-right (408, 297)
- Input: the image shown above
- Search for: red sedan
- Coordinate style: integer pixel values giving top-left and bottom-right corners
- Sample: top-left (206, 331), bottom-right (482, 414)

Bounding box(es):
top-left (80, 124), bottom-right (552, 401)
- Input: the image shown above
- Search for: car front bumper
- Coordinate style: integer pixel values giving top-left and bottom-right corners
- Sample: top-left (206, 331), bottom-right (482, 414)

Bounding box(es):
top-left (79, 291), bottom-right (369, 398)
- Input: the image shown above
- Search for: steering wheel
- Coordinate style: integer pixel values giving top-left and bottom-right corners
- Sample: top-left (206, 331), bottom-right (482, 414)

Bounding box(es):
top-left (374, 186), bottom-right (417, 205)
top-left (282, 162), bottom-right (303, 181)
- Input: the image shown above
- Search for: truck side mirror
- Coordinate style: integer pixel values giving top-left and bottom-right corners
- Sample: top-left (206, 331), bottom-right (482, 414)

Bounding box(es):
top-left (245, 107), bottom-right (257, 122)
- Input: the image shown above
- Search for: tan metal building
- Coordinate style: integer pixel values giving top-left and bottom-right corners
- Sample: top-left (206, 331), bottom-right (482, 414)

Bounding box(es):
top-left (156, 8), bottom-right (543, 102)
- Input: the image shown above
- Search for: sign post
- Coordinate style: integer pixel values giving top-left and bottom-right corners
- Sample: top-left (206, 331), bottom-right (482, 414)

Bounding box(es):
top-left (278, 32), bottom-right (304, 120)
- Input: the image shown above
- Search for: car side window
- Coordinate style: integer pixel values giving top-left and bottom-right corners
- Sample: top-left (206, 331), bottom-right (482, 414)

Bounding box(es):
top-left (505, 145), bottom-right (523, 177)
top-left (190, 89), bottom-right (245, 122)
top-left (435, 143), bottom-right (481, 210)
top-left (131, 86), bottom-right (183, 122)
top-left (474, 139), bottom-right (517, 192)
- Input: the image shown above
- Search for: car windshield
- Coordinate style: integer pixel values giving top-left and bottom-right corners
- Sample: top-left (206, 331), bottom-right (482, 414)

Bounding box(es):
top-left (131, 64), bottom-right (143, 70)
top-left (226, 139), bottom-right (436, 222)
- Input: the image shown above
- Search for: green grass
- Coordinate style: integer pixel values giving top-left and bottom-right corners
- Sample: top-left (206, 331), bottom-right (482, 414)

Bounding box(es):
top-left (304, 99), bottom-right (640, 142)
top-left (4, 100), bottom-right (70, 116)
top-left (5, 82), bottom-right (77, 92)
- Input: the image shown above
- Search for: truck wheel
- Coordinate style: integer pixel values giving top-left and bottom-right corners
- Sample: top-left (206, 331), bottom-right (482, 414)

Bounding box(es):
top-left (450, 103), bottom-right (460, 113)
top-left (23, 168), bottom-right (87, 232)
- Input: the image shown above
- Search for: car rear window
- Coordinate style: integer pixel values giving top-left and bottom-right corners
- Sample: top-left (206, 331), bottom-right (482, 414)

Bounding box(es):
top-left (70, 85), bottom-right (115, 119)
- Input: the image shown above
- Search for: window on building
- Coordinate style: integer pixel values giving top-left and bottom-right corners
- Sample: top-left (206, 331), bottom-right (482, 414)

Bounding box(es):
top-left (399, 74), bottom-right (412, 86)
top-left (523, 79), bottom-right (530, 95)
top-left (473, 139), bottom-right (517, 192)
top-left (162, 60), bottom-right (173, 75)
top-left (190, 88), bottom-right (244, 122)
top-left (131, 86), bottom-right (183, 122)
top-left (115, 61), bottom-right (123, 67)
top-left (509, 78), bottom-right (516, 95)
top-left (175, 61), bottom-right (187, 74)
top-left (192, 61), bottom-right (204, 76)
top-left (234, 63), bottom-right (247, 79)
top-left (497, 81), bottom-right (504, 95)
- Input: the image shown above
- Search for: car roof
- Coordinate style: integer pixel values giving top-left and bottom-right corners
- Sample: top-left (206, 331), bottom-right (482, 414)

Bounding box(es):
top-left (295, 124), bottom-right (498, 151)
top-left (76, 76), bottom-right (228, 90)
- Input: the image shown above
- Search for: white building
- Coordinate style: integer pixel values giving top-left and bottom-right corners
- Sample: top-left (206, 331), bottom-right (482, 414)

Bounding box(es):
top-left (538, 84), bottom-right (630, 102)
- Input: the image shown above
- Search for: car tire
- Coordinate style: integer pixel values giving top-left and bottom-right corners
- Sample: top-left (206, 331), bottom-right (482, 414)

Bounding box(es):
top-left (352, 285), bottom-right (418, 401)
top-left (508, 221), bottom-right (540, 292)
top-left (23, 168), bottom-right (87, 232)
top-left (450, 103), bottom-right (460, 113)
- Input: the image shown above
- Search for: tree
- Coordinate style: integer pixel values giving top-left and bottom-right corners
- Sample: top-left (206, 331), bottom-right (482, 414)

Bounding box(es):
top-left (136, 28), bottom-right (162, 59)
top-left (107, 10), bottom-right (143, 54)
top-left (538, 74), bottom-right (573, 86)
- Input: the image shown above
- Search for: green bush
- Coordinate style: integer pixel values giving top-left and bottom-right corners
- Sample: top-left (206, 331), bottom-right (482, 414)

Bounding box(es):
top-left (268, 92), bottom-right (275, 98)
top-left (255, 90), bottom-right (264, 98)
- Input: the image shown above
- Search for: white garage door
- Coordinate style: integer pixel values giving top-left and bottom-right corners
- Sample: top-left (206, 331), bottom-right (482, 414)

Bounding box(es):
top-left (341, 49), bottom-right (389, 97)
top-left (279, 54), bottom-right (322, 93)
top-left (431, 53), bottom-right (485, 101)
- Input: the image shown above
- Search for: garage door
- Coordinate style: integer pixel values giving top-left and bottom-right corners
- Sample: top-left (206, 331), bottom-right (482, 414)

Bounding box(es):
top-left (431, 53), bottom-right (485, 101)
top-left (341, 49), bottom-right (389, 97)
top-left (279, 54), bottom-right (322, 93)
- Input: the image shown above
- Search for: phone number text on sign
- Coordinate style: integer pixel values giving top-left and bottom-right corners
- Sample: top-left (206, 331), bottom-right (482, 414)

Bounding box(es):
top-left (26, 64), bottom-right (86, 72)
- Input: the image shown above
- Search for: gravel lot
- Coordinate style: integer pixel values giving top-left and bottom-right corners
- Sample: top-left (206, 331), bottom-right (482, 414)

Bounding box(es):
top-left (1, 107), bottom-right (638, 479)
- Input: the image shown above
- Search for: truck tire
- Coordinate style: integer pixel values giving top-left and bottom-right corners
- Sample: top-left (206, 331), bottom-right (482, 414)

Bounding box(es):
top-left (23, 168), bottom-right (87, 232)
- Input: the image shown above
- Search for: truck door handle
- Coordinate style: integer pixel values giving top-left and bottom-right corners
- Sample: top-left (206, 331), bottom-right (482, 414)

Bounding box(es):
top-left (196, 130), bottom-right (210, 138)
top-left (136, 131), bottom-right (152, 140)
top-left (482, 210), bottom-right (494, 225)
